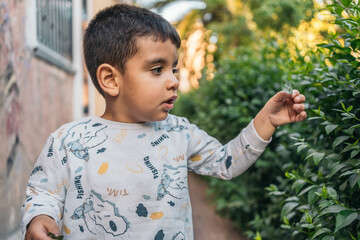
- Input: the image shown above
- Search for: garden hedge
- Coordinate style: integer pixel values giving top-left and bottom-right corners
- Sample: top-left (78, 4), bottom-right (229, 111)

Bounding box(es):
top-left (174, 0), bottom-right (359, 239)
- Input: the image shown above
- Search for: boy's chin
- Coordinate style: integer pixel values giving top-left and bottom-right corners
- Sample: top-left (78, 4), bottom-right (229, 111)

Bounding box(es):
top-left (151, 112), bottom-right (170, 122)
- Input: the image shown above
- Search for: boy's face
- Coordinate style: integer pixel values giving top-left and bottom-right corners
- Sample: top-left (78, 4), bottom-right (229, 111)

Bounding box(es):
top-left (114, 37), bottom-right (179, 123)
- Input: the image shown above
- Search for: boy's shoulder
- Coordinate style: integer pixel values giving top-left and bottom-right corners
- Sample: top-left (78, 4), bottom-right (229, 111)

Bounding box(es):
top-left (50, 116), bottom-right (100, 137)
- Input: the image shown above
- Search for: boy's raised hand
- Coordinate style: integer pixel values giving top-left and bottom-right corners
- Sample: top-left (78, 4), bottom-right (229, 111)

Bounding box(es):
top-left (25, 215), bottom-right (60, 240)
top-left (254, 90), bottom-right (307, 141)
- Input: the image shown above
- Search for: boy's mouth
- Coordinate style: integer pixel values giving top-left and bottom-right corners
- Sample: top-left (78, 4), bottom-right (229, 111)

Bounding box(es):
top-left (165, 96), bottom-right (177, 104)
top-left (162, 95), bottom-right (177, 110)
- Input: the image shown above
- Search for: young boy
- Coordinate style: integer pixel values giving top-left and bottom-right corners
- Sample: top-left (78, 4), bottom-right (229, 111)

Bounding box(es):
top-left (22, 4), bottom-right (307, 240)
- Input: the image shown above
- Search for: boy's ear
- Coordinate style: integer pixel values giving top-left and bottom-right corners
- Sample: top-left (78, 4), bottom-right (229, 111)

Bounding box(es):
top-left (96, 63), bottom-right (122, 97)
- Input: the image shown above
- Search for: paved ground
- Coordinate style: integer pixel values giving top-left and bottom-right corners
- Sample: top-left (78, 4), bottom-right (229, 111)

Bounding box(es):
top-left (188, 172), bottom-right (247, 240)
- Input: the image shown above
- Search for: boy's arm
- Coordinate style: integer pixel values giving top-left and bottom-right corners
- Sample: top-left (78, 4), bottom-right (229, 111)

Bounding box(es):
top-left (21, 135), bottom-right (69, 237)
top-left (186, 118), bottom-right (270, 180)
top-left (186, 90), bottom-right (306, 179)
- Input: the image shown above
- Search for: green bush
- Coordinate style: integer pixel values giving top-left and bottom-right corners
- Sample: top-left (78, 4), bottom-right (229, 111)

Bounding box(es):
top-left (174, 0), bottom-right (359, 239)
top-left (269, 1), bottom-right (360, 239)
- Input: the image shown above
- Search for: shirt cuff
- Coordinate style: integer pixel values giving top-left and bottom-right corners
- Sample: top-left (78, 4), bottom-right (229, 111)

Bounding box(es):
top-left (243, 119), bottom-right (271, 151)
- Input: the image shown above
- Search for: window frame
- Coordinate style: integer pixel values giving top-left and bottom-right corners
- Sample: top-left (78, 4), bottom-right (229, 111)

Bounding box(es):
top-left (26, 0), bottom-right (75, 73)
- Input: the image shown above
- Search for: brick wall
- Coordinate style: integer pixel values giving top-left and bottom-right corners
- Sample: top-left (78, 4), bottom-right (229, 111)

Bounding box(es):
top-left (0, 0), bottom-right (74, 237)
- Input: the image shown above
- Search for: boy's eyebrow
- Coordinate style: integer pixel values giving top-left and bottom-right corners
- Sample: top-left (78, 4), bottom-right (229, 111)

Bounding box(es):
top-left (144, 58), bottom-right (178, 67)
top-left (173, 59), bottom-right (178, 66)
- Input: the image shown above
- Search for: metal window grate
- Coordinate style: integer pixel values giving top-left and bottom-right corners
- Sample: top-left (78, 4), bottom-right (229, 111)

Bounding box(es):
top-left (36, 0), bottom-right (73, 62)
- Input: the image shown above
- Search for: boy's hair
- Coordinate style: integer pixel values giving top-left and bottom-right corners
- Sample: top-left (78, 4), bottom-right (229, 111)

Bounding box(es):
top-left (83, 4), bottom-right (181, 96)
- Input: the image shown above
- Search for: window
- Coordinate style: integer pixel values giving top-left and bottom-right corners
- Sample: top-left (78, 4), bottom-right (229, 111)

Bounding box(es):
top-left (27, 0), bottom-right (74, 73)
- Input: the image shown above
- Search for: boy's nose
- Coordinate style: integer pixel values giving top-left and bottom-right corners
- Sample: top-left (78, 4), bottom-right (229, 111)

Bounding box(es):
top-left (167, 75), bottom-right (179, 91)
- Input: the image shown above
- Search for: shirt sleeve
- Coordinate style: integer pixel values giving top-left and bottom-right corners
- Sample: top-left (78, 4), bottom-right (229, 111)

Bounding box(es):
top-left (187, 119), bottom-right (271, 180)
top-left (21, 134), bottom-right (70, 236)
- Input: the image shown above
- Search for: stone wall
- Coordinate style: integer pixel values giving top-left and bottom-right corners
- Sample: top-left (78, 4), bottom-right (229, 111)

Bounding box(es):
top-left (0, 0), bottom-right (74, 238)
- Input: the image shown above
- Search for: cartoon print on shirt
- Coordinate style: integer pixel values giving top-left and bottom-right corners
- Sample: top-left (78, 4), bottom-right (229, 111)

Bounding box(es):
top-left (153, 116), bottom-right (188, 132)
top-left (155, 229), bottom-right (165, 240)
top-left (157, 164), bottom-right (188, 200)
top-left (59, 120), bottom-right (108, 161)
top-left (172, 231), bottom-right (186, 240)
top-left (71, 190), bottom-right (130, 236)
top-left (215, 146), bottom-right (233, 169)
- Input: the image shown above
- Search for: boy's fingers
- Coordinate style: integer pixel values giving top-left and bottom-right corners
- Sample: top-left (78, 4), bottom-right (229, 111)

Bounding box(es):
top-left (44, 219), bottom-right (60, 237)
top-left (46, 223), bottom-right (60, 235)
top-left (291, 89), bottom-right (300, 97)
top-left (275, 90), bottom-right (306, 105)
top-left (293, 94), bottom-right (305, 103)
top-left (275, 91), bottom-right (292, 102)
top-left (296, 111), bottom-right (307, 122)
top-left (26, 228), bottom-right (51, 240)
top-left (293, 103), bottom-right (305, 112)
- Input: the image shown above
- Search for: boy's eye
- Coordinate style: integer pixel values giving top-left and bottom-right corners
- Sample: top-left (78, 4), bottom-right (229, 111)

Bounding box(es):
top-left (172, 68), bottom-right (179, 74)
top-left (151, 67), bottom-right (162, 75)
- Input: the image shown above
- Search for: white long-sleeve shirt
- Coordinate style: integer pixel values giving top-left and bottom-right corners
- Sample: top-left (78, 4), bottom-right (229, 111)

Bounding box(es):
top-left (21, 114), bottom-right (270, 239)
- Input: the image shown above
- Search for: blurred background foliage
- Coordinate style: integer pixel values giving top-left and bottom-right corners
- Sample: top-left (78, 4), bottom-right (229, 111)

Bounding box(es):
top-left (148, 0), bottom-right (360, 239)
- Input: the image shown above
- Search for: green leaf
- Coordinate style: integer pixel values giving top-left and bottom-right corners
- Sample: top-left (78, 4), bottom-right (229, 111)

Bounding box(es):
top-left (297, 144), bottom-right (308, 153)
top-left (254, 232), bottom-right (262, 240)
top-left (340, 102), bottom-right (347, 111)
top-left (349, 124), bottom-right (360, 129)
top-left (281, 202), bottom-right (299, 219)
top-left (325, 124), bottom-right (338, 134)
top-left (351, 150), bottom-right (360, 158)
top-left (308, 188), bottom-right (320, 205)
top-left (343, 127), bottom-right (355, 135)
top-left (327, 187), bottom-right (338, 199)
top-left (333, 136), bottom-right (350, 148)
top-left (48, 233), bottom-right (64, 240)
top-left (313, 152), bottom-right (325, 165)
top-left (311, 229), bottom-right (327, 239)
top-left (322, 185), bottom-right (327, 197)
top-left (281, 224), bottom-right (291, 229)
top-left (321, 121), bottom-right (331, 126)
top-left (268, 191), bottom-right (286, 196)
top-left (319, 200), bottom-right (336, 210)
top-left (346, 105), bottom-right (353, 112)
top-left (305, 211), bottom-right (313, 223)
top-left (308, 117), bottom-right (323, 121)
top-left (349, 174), bottom-right (360, 189)
top-left (321, 235), bottom-right (335, 240)
top-left (283, 216), bottom-right (289, 225)
top-left (305, 152), bottom-right (317, 161)
top-left (349, 232), bottom-right (356, 240)
top-left (340, 170), bottom-right (355, 177)
top-left (299, 185), bottom-right (316, 196)
top-left (328, 163), bottom-right (348, 178)
top-left (341, 0), bottom-right (352, 8)
top-left (335, 210), bottom-right (358, 233)
top-left (326, 153), bottom-right (340, 161)
top-left (293, 179), bottom-right (306, 194)
top-left (301, 223), bottom-right (314, 228)
top-left (338, 59), bottom-right (350, 63)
